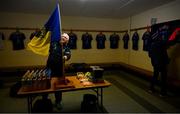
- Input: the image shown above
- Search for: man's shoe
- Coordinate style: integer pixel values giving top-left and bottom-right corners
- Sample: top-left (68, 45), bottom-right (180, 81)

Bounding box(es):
top-left (148, 89), bottom-right (153, 93)
top-left (159, 92), bottom-right (167, 98)
top-left (55, 102), bottom-right (63, 110)
top-left (148, 88), bottom-right (156, 94)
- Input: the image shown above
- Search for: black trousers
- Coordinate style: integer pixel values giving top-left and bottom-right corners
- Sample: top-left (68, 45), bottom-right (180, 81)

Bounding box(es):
top-left (150, 66), bottom-right (167, 94)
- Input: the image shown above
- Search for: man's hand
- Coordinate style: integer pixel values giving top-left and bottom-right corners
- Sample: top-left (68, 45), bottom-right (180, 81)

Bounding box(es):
top-left (63, 56), bottom-right (67, 61)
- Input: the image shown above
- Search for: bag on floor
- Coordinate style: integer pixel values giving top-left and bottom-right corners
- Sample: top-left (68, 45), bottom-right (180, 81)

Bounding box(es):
top-left (32, 99), bottom-right (53, 113)
top-left (81, 94), bottom-right (98, 112)
top-left (70, 63), bottom-right (90, 72)
top-left (9, 81), bottom-right (22, 97)
top-left (0, 80), bottom-right (3, 88)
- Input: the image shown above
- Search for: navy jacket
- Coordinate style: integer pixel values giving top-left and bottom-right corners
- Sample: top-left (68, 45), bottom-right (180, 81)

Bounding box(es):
top-left (142, 31), bottom-right (151, 51)
top-left (46, 41), bottom-right (71, 77)
top-left (81, 32), bottom-right (93, 49)
top-left (9, 31), bottom-right (26, 50)
top-left (96, 33), bottom-right (106, 49)
top-left (68, 32), bottom-right (77, 49)
top-left (132, 31), bottom-right (139, 50)
top-left (149, 41), bottom-right (169, 69)
top-left (109, 33), bottom-right (120, 49)
top-left (123, 33), bottom-right (129, 49)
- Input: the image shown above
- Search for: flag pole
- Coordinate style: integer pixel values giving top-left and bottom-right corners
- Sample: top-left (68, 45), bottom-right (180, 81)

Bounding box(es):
top-left (57, 3), bottom-right (66, 83)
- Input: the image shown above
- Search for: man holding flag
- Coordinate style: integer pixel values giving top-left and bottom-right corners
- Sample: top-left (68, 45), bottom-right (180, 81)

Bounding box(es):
top-left (46, 32), bottom-right (70, 109)
top-left (27, 4), bottom-right (71, 109)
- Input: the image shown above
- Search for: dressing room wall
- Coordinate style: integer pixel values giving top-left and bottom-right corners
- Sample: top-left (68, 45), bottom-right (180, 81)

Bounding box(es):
top-left (0, 12), bottom-right (129, 67)
top-left (0, 0), bottom-right (179, 79)
top-left (129, 0), bottom-right (180, 79)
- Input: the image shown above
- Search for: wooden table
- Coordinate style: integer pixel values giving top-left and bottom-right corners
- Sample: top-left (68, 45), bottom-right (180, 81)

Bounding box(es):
top-left (18, 76), bottom-right (111, 113)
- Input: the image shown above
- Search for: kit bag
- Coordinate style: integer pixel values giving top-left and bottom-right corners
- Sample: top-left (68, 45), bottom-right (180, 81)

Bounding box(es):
top-left (9, 81), bottom-right (22, 97)
top-left (81, 94), bottom-right (98, 112)
top-left (0, 80), bottom-right (3, 88)
top-left (32, 98), bottom-right (53, 113)
top-left (70, 63), bottom-right (90, 72)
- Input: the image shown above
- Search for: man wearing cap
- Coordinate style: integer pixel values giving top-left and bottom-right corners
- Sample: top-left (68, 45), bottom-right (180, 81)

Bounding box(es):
top-left (45, 33), bottom-right (71, 109)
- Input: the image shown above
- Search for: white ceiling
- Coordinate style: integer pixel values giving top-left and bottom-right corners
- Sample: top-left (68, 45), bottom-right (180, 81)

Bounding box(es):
top-left (0, 0), bottom-right (175, 19)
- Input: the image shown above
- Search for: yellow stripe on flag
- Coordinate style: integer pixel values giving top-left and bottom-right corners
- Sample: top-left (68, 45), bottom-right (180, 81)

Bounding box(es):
top-left (27, 31), bottom-right (51, 56)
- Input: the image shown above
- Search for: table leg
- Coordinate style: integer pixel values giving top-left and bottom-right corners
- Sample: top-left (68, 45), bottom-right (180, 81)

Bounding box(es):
top-left (27, 96), bottom-right (33, 113)
top-left (96, 88), bottom-right (99, 105)
top-left (100, 88), bottom-right (103, 108)
top-left (95, 88), bottom-right (104, 112)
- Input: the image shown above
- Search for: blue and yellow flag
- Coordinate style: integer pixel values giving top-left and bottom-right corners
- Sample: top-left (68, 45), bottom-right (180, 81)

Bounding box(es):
top-left (27, 4), bottom-right (61, 56)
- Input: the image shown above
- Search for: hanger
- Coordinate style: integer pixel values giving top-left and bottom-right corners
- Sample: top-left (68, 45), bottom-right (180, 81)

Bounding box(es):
top-left (135, 29), bottom-right (138, 33)
top-left (146, 25), bottom-right (151, 32)
top-left (35, 28), bottom-right (40, 32)
top-left (70, 29), bottom-right (73, 33)
top-left (125, 31), bottom-right (129, 36)
top-left (161, 24), bottom-right (169, 30)
top-left (15, 27), bottom-right (20, 33)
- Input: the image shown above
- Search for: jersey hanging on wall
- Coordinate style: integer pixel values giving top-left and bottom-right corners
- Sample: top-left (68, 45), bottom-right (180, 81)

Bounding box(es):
top-left (0, 32), bottom-right (5, 50)
top-left (9, 29), bottom-right (26, 50)
top-left (81, 32), bottom-right (93, 49)
top-left (109, 33), bottom-right (120, 49)
top-left (151, 19), bottom-right (180, 45)
top-left (132, 31), bottom-right (139, 50)
top-left (68, 31), bottom-right (77, 49)
top-left (142, 30), bottom-right (152, 51)
top-left (123, 32), bottom-right (129, 49)
top-left (96, 32), bottom-right (106, 49)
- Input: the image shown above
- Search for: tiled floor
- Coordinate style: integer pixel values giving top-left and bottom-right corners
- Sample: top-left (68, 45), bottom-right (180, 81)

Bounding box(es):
top-left (0, 70), bottom-right (180, 113)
